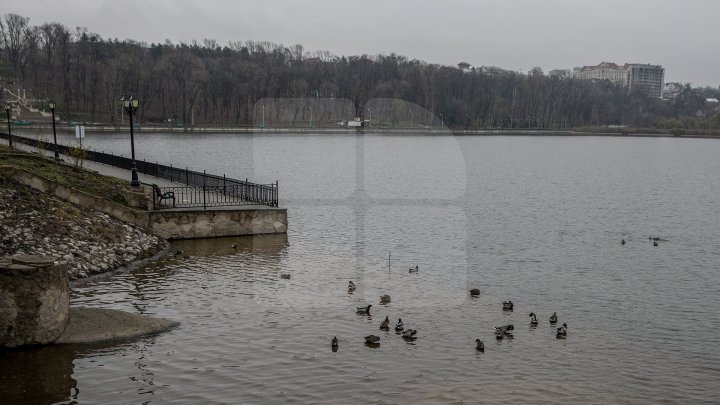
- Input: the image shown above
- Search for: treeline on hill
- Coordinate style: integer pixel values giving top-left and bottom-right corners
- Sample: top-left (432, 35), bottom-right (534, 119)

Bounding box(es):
top-left (1, 13), bottom-right (719, 130)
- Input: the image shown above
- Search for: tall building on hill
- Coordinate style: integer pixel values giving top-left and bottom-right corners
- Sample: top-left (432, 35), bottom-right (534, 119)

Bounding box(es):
top-left (572, 62), bottom-right (664, 98)
top-left (625, 64), bottom-right (664, 98)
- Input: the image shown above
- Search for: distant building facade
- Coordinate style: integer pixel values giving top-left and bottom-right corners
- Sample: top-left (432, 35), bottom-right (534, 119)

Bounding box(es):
top-left (456, 62), bottom-right (513, 75)
top-left (626, 64), bottom-right (665, 98)
top-left (457, 62), bottom-right (471, 72)
top-left (572, 62), bottom-right (664, 98)
top-left (663, 82), bottom-right (684, 99)
top-left (548, 69), bottom-right (571, 79)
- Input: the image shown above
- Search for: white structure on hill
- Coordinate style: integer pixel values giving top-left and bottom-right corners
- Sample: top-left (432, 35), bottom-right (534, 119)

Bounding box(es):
top-left (572, 62), bottom-right (664, 98)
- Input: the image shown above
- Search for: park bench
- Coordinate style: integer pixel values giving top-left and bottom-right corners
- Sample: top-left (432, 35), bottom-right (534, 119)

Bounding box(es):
top-left (151, 183), bottom-right (175, 207)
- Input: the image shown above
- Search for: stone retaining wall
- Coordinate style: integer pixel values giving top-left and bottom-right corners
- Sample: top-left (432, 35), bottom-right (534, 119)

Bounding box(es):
top-left (148, 208), bottom-right (287, 239)
top-left (3, 165), bottom-right (288, 239)
top-left (0, 255), bottom-right (69, 347)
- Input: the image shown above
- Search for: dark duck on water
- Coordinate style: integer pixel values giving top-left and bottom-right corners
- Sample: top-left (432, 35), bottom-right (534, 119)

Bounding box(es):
top-left (379, 316), bottom-right (390, 330)
top-left (529, 312), bottom-right (538, 326)
top-left (549, 312), bottom-right (558, 324)
top-left (356, 305), bottom-right (371, 315)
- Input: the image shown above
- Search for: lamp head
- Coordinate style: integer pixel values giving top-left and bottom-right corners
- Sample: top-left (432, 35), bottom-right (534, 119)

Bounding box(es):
top-left (48, 100), bottom-right (56, 109)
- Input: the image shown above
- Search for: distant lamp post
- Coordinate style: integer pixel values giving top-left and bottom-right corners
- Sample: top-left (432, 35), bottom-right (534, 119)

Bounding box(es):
top-left (528, 115), bottom-right (531, 130)
top-left (48, 100), bottom-right (59, 159)
top-left (122, 95), bottom-right (141, 187)
top-left (261, 104), bottom-right (265, 128)
top-left (409, 108), bottom-right (414, 128)
top-left (440, 114), bottom-right (444, 129)
top-left (5, 103), bottom-right (11, 148)
top-left (367, 107), bottom-right (372, 127)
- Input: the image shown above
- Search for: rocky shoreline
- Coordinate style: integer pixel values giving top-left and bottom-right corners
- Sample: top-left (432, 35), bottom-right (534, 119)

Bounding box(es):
top-left (0, 177), bottom-right (165, 280)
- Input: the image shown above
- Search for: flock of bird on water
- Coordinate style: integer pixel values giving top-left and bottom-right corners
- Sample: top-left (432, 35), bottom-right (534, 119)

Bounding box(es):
top-left (328, 237), bottom-right (665, 351)
top-left (328, 265), bottom-right (569, 353)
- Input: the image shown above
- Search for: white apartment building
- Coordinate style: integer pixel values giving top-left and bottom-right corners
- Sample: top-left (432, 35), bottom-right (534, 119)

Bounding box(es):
top-left (572, 62), bottom-right (664, 98)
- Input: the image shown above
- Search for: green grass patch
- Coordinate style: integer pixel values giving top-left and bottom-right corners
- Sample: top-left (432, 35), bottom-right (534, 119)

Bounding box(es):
top-left (0, 145), bottom-right (130, 206)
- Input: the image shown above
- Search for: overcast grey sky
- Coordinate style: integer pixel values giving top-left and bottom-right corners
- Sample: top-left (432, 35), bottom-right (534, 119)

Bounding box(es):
top-left (5, 0), bottom-right (720, 86)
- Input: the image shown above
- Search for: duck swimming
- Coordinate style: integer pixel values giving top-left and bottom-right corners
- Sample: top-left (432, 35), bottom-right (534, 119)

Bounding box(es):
top-left (379, 316), bottom-right (390, 330)
top-left (469, 288), bottom-right (480, 296)
top-left (409, 265), bottom-right (419, 273)
top-left (402, 329), bottom-right (417, 340)
top-left (495, 324), bottom-right (514, 333)
top-left (395, 318), bottom-right (404, 332)
top-left (495, 324), bottom-right (514, 339)
top-left (365, 335), bottom-right (380, 344)
top-left (380, 294), bottom-right (391, 305)
top-left (653, 240), bottom-right (658, 247)
top-left (331, 336), bottom-right (338, 349)
top-left (529, 312), bottom-right (538, 326)
top-left (495, 328), bottom-right (514, 340)
top-left (475, 339), bottom-right (485, 352)
top-left (621, 239), bottom-right (626, 245)
top-left (356, 305), bottom-right (371, 315)
top-left (280, 274), bottom-right (291, 279)
top-left (503, 301), bottom-right (514, 311)
top-left (549, 312), bottom-right (558, 324)
top-left (556, 323), bottom-right (568, 339)
top-left (348, 281), bottom-right (356, 292)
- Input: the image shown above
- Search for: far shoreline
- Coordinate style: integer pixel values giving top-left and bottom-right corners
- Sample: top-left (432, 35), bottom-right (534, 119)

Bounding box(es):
top-left (12, 123), bottom-right (720, 139)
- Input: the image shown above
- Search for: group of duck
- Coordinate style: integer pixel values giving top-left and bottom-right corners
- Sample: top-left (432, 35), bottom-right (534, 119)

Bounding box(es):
top-left (479, 299), bottom-right (568, 352)
top-left (332, 281), bottom-right (419, 350)
top-left (364, 315), bottom-right (418, 347)
top-left (621, 236), bottom-right (667, 247)
top-left (333, 280), bottom-right (569, 352)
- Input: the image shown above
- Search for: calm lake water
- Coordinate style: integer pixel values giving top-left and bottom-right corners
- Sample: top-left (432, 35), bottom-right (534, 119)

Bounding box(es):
top-left (3, 132), bottom-right (720, 403)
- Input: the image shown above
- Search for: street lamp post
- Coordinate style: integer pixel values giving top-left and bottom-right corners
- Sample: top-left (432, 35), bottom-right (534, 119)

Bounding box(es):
top-left (367, 107), bottom-right (372, 127)
top-left (122, 95), bottom-right (141, 187)
top-left (528, 115), bottom-right (531, 130)
top-left (440, 114), bottom-right (444, 129)
top-left (4, 103), bottom-right (11, 148)
top-left (262, 104), bottom-right (265, 128)
top-left (48, 100), bottom-right (59, 160)
top-left (309, 106), bottom-right (313, 128)
top-left (409, 108), bottom-right (414, 129)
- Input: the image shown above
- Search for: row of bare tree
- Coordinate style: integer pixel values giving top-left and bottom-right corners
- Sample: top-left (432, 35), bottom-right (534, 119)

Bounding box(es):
top-left (1, 13), bottom-right (718, 129)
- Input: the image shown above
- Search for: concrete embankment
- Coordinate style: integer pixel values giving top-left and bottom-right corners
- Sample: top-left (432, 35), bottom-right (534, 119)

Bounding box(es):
top-left (55, 307), bottom-right (179, 344)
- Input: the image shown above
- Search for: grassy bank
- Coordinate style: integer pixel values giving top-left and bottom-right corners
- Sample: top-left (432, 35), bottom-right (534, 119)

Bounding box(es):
top-left (0, 145), bottom-right (130, 205)
top-left (0, 144), bottom-right (165, 279)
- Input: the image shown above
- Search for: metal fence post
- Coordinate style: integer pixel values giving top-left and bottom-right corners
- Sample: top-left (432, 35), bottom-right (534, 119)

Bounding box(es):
top-left (203, 170), bottom-right (207, 210)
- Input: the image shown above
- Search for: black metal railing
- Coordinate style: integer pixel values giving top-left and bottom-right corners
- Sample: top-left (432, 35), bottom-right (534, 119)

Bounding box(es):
top-left (0, 132), bottom-right (279, 207)
top-left (151, 185), bottom-right (273, 209)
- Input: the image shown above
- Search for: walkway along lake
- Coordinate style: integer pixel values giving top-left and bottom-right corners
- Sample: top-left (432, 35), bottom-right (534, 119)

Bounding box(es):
top-left (3, 132), bottom-right (720, 403)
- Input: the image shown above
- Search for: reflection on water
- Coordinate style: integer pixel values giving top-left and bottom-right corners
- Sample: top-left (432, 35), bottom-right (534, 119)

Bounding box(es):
top-left (0, 346), bottom-right (77, 404)
top-left (171, 233), bottom-right (290, 257)
top-left (4, 135), bottom-right (720, 403)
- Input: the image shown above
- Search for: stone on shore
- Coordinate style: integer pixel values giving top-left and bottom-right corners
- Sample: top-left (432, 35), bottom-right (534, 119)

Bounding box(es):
top-left (55, 307), bottom-right (179, 344)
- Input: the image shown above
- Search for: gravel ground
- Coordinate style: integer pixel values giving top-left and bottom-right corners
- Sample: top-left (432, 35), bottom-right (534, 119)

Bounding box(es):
top-left (0, 177), bottom-right (165, 279)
